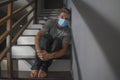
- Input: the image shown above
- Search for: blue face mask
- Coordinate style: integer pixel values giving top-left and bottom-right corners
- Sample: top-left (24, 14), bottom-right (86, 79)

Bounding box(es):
top-left (58, 18), bottom-right (69, 27)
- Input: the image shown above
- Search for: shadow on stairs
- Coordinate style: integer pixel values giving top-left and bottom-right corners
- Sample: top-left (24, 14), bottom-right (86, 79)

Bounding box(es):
top-left (0, 71), bottom-right (73, 80)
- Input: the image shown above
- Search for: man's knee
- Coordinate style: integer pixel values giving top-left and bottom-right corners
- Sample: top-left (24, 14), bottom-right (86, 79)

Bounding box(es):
top-left (39, 34), bottom-right (62, 52)
top-left (51, 37), bottom-right (62, 52)
top-left (39, 34), bottom-right (53, 52)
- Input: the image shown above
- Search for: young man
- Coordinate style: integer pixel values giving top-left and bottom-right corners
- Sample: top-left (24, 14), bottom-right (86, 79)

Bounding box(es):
top-left (31, 8), bottom-right (71, 78)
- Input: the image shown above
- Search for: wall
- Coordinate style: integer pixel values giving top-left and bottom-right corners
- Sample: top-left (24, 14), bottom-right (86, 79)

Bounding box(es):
top-left (37, 0), bottom-right (44, 16)
top-left (68, 0), bottom-right (120, 80)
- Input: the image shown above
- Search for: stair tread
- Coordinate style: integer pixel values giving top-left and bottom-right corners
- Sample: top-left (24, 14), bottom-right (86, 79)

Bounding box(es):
top-left (22, 29), bottom-right (39, 36)
top-left (41, 9), bottom-right (60, 11)
top-left (17, 36), bottom-right (35, 45)
top-left (39, 16), bottom-right (57, 19)
top-left (27, 24), bottom-right (43, 29)
top-left (39, 14), bottom-right (58, 16)
top-left (42, 9), bottom-right (60, 10)
top-left (40, 13), bottom-right (58, 15)
top-left (12, 56), bottom-right (71, 60)
top-left (12, 45), bottom-right (71, 59)
top-left (0, 71), bottom-right (72, 80)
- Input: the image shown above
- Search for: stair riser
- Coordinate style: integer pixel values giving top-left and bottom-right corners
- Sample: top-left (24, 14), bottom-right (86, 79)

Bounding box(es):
top-left (42, 10), bottom-right (60, 13)
top-left (1, 60), bottom-right (71, 71)
top-left (17, 36), bottom-right (35, 45)
top-left (22, 30), bottom-right (39, 36)
top-left (39, 20), bottom-right (46, 24)
top-left (40, 14), bottom-right (58, 16)
top-left (12, 46), bottom-right (35, 58)
top-left (39, 16), bottom-right (57, 19)
top-left (27, 24), bottom-right (43, 29)
top-left (12, 46), bottom-right (71, 58)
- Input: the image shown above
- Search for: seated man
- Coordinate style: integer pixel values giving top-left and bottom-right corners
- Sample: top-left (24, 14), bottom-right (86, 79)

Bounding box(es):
top-left (31, 8), bottom-right (71, 78)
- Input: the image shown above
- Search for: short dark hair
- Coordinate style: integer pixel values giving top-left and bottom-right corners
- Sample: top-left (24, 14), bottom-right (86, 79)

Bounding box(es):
top-left (60, 8), bottom-right (71, 15)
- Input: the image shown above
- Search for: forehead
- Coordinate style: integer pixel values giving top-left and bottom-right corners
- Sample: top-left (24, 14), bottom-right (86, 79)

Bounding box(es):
top-left (59, 12), bottom-right (70, 18)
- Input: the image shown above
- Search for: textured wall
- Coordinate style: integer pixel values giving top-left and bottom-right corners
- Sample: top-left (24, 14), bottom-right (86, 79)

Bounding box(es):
top-left (68, 0), bottom-right (120, 80)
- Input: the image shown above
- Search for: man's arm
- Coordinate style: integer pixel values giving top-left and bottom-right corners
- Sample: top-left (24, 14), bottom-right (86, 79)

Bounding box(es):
top-left (50, 42), bottom-right (69, 59)
top-left (38, 42), bottom-right (69, 61)
top-left (35, 29), bottom-right (45, 53)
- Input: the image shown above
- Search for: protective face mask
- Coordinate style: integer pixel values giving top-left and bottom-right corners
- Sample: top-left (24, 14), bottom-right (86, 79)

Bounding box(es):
top-left (58, 18), bottom-right (69, 27)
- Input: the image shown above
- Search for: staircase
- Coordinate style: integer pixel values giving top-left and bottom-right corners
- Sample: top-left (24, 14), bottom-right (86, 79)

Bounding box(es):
top-left (1, 9), bottom-right (73, 80)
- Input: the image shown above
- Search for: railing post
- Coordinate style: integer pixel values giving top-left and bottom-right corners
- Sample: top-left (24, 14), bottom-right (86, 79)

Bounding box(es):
top-left (34, 0), bottom-right (38, 24)
top-left (7, 0), bottom-right (13, 78)
top-left (0, 63), bottom-right (1, 76)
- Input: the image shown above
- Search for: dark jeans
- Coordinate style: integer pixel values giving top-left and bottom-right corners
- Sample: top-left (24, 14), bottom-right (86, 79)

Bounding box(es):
top-left (31, 34), bottom-right (62, 72)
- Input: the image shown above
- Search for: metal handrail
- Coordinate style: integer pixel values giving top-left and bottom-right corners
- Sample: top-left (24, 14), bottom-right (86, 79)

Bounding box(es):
top-left (0, 0), bottom-right (13, 8)
top-left (0, 46), bottom-right (10, 62)
top-left (0, 31), bottom-right (9, 44)
top-left (0, 15), bottom-right (11, 26)
top-left (12, 16), bottom-right (34, 44)
top-left (0, 0), bottom-right (37, 78)
top-left (12, 0), bottom-right (34, 16)
top-left (12, 7), bottom-right (35, 29)
top-left (0, 0), bottom-right (36, 61)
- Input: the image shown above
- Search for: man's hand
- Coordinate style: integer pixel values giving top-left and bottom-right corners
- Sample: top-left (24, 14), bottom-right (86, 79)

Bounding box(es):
top-left (37, 50), bottom-right (52, 61)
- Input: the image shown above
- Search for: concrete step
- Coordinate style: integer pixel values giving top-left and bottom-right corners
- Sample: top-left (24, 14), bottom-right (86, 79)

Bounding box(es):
top-left (22, 29), bottom-right (39, 36)
top-left (4, 45), bottom-right (71, 71)
top-left (40, 13), bottom-right (58, 15)
top-left (1, 59), bottom-right (71, 71)
top-left (18, 60), bottom-right (71, 71)
top-left (2, 60), bottom-right (71, 72)
top-left (17, 36), bottom-right (35, 45)
top-left (0, 71), bottom-right (72, 80)
top-left (12, 46), bottom-right (35, 59)
top-left (39, 14), bottom-right (58, 16)
top-left (39, 16), bottom-right (57, 20)
top-left (40, 11), bottom-right (60, 14)
top-left (11, 45), bottom-right (71, 59)
top-left (42, 9), bottom-right (60, 10)
top-left (49, 59), bottom-right (71, 71)
top-left (38, 20), bottom-right (46, 24)
top-left (38, 17), bottom-right (49, 20)
top-left (39, 15), bottom-right (57, 18)
top-left (41, 11), bottom-right (60, 14)
top-left (42, 9), bottom-right (60, 12)
top-left (27, 24), bottom-right (43, 29)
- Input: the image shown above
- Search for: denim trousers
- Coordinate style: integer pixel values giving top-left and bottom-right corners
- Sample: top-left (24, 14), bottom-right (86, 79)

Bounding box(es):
top-left (31, 34), bottom-right (62, 72)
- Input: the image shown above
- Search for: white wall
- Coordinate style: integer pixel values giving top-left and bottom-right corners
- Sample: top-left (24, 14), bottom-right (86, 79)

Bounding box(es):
top-left (83, 0), bottom-right (120, 30)
top-left (69, 0), bottom-right (120, 80)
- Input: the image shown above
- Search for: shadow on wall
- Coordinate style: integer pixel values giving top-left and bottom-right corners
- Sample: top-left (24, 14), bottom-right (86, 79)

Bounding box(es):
top-left (73, 0), bottom-right (120, 79)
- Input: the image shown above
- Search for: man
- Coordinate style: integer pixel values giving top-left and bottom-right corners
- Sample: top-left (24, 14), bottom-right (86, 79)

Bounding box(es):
top-left (31, 8), bottom-right (71, 78)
